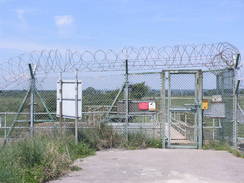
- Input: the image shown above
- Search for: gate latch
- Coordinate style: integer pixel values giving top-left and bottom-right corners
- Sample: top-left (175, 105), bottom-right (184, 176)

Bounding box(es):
top-left (184, 104), bottom-right (198, 112)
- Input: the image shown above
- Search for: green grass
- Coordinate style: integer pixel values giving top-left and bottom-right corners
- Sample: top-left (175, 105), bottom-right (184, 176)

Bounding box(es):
top-left (126, 132), bottom-right (162, 149)
top-left (0, 134), bottom-right (95, 183)
top-left (70, 166), bottom-right (82, 171)
top-left (203, 141), bottom-right (244, 158)
top-left (1, 91), bottom-right (244, 181)
top-left (78, 123), bottom-right (162, 150)
top-left (0, 123), bottom-right (162, 183)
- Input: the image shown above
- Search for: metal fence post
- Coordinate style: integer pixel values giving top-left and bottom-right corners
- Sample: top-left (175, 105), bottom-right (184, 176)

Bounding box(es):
top-left (59, 72), bottom-right (63, 131)
top-left (212, 118), bottom-right (215, 141)
top-left (29, 64), bottom-right (35, 137)
top-left (124, 59), bottom-right (129, 142)
top-left (75, 69), bottom-right (79, 145)
top-left (160, 71), bottom-right (166, 148)
top-left (233, 99), bottom-right (237, 148)
top-left (233, 54), bottom-right (240, 149)
top-left (197, 70), bottom-right (203, 149)
top-left (233, 75), bottom-right (238, 148)
top-left (4, 112), bottom-right (7, 141)
top-left (167, 72), bottom-right (171, 147)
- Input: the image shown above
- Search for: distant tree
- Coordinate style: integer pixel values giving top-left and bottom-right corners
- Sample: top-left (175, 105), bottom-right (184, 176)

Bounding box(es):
top-left (130, 82), bottom-right (149, 99)
top-left (83, 87), bottom-right (98, 95)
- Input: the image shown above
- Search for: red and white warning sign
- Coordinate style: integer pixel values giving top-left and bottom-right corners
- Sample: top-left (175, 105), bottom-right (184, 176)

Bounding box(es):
top-left (138, 101), bottom-right (156, 111)
top-left (149, 102), bottom-right (156, 111)
top-left (138, 102), bottom-right (149, 111)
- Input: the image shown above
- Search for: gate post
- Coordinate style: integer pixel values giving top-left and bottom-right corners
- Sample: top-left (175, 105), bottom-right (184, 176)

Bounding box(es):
top-left (233, 76), bottom-right (239, 149)
top-left (233, 91), bottom-right (238, 148)
top-left (167, 72), bottom-right (171, 147)
top-left (59, 72), bottom-right (63, 131)
top-left (75, 69), bottom-right (79, 145)
top-left (124, 60), bottom-right (129, 142)
top-left (28, 64), bottom-right (35, 137)
top-left (233, 54), bottom-right (240, 149)
top-left (160, 71), bottom-right (166, 148)
top-left (197, 70), bottom-right (203, 148)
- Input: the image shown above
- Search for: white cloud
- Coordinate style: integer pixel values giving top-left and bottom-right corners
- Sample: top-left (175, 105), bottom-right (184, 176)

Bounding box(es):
top-left (54, 15), bottom-right (75, 38)
top-left (54, 15), bottom-right (74, 26)
top-left (14, 8), bottom-right (36, 30)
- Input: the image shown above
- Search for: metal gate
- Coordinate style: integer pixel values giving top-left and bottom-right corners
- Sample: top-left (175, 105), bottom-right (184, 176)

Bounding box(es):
top-left (162, 70), bottom-right (203, 149)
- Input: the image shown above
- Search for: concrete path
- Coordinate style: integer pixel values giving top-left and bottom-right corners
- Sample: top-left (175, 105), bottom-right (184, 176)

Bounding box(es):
top-left (51, 149), bottom-right (244, 183)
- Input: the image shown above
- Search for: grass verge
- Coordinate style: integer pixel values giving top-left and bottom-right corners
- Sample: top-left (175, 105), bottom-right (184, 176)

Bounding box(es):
top-left (0, 123), bottom-right (162, 183)
top-left (203, 141), bottom-right (244, 158)
top-left (78, 123), bottom-right (162, 150)
top-left (0, 134), bottom-right (95, 183)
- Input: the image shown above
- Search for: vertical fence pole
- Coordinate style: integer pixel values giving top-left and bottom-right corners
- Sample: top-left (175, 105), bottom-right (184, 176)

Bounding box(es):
top-left (124, 60), bottom-right (129, 142)
top-left (75, 69), bottom-right (79, 145)
top-left (197, 70), bottom-right (203, 149)
top-left (160, 71), bottom-right (166, 148)
top-left (30, 84), bottom-right (34, 137)
top-left (59, 72), bottom-right (63, 132)
top-left (29, 64), bottom-right (35, 137)
top-left (233, 77), bottom-right (238, 148)
top-left (233, 54), bottom-right (240, 148)
top-left (4, 112), bottom-right (7, 141)
top-left (213, 118), bottom-right (215, 141)
top-left (167, 72), bottom-right (171, 147)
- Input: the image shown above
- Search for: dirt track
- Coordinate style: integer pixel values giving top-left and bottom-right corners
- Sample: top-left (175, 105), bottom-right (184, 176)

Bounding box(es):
top-left (51, 149), bottom-right (244, 183)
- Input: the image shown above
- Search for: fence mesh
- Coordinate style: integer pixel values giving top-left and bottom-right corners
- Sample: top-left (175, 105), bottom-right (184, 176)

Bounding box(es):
top-left (127, 73), bottom-right (162, 139)
top-left (237, 80), bottom-right (244, 148)
top-left (202, 70), bottom-right (235, 146)
top-left (0, 68), bottom-right (241, 149)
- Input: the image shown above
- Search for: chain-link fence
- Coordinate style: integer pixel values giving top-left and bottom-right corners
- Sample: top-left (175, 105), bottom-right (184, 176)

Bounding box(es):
top-left (0, 70), bottom-right (130, 142)
top-left (0, 43), bottom-right (242, 149)
top-left (0, 68), bottom-right (241, 149)
top-left (202, 70), bottom-right (235, 146)
top-left (237, 79), bottom-right (244, 150)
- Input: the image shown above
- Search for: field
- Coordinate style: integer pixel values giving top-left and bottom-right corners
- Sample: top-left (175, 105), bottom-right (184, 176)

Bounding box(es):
top-left (0, 90), bottom-right (244, 141)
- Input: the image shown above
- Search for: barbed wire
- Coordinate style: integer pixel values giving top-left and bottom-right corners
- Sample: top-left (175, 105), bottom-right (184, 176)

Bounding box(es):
top-left (0, 42), bottom-right (241, 90)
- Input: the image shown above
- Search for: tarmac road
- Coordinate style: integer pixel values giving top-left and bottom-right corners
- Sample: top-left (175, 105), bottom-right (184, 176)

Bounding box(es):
top-left (51, 149), bottom-right (244, 183)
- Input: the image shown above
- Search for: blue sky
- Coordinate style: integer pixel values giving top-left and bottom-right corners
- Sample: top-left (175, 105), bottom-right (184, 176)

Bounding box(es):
top-left (0, 0), bottom-right (243, 89)
top-left (0, 0), bottom-right (243, 56)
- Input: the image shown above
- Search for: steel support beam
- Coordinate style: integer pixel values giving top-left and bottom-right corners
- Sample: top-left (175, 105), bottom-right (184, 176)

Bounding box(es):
top-left (196, 70), bottom-right (203, 149)
top-left (160, 71), bottom-right (166, 148)
top-left (75, 69), bottom-right (79, 145)
top-left (124, 59), bottom-right (129, 141)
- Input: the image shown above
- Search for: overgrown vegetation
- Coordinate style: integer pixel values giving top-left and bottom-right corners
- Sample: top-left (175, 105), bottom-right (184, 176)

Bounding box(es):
top-left (0, 124), bottom-right (161, 183)
top-left (0, 134), bottom-right (95, 183)
top-left (203, 141), bottom-right (244, 158)
top-left (78, 123), bottom-right (162, 150)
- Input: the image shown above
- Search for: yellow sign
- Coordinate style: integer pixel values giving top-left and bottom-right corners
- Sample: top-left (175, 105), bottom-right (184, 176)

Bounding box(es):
top-left (202, 99), bottom-right (209, 110)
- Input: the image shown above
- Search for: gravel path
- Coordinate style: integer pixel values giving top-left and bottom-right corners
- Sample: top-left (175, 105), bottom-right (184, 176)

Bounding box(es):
top-left (51, 149), bottom-right (244, 183)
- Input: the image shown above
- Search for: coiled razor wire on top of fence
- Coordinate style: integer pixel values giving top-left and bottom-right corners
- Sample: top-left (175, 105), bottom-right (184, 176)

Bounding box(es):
top-left (0, 42), bottom-right (243, 148)
top-left (0, 42), bottom-right (240, 90)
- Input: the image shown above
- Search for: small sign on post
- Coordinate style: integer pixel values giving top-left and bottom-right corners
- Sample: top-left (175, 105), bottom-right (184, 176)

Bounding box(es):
top-left (149, 102), bottom-right (156, 111)
top-left (211, 95), bottom-right (223, 103)
top-left (202, 99), bottom-right (209, 110)
top-left (204, 95), bottom-right (225, 118)
top-left (56, 80), bottom-right (82, 119)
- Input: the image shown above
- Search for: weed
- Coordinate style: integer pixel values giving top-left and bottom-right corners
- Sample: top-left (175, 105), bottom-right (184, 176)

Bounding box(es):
top-left (70, 166), bottom-right (82, 171)
top-left (203, 141), bottom-right (244, 158)
top-left (0, 134), bottom-right (95, 183)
